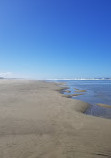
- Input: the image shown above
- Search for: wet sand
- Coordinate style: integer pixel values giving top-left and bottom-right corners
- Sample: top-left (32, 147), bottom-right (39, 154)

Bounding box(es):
top-left (0, 80), bottom-right (111, 158)
top-left (97, 103), bottom-right (111, 108)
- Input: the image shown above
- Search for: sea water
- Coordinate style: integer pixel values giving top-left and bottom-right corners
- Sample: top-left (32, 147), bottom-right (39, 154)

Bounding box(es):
top-left (56, 80), bottom-right (111, 119)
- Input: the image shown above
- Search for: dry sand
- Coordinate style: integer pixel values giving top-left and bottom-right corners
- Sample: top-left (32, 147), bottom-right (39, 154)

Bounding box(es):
top-left (0, 80), bottom-right (111, 158)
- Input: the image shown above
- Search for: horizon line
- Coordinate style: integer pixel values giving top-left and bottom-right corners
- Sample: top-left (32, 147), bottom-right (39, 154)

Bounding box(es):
top-left (46, 78), bottom-right (111, 81)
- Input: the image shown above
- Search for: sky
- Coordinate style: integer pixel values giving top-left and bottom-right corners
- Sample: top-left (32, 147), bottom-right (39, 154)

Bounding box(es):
top-left (0, 0), bottom-right (111, 79)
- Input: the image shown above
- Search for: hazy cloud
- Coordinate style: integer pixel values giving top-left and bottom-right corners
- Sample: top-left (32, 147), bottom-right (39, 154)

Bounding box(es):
top-left (0, 72), bottom-right (13, 78)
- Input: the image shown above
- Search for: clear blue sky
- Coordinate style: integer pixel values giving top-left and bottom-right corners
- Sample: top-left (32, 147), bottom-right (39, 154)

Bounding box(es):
top-left (0, 0), bottom-right (111, 79)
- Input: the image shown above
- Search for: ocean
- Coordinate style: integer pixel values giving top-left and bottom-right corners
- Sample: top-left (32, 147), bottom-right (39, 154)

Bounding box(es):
top-left (55, 80), bottom-right (111, 119)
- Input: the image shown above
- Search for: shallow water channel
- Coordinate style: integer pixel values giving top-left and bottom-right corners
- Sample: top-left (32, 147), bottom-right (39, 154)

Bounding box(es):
top-left (57, 80), bottom-right (111, 119)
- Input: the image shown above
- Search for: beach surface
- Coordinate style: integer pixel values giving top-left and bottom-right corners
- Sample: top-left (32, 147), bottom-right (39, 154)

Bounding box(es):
top-left (0, 80), bottom-right (111, 158)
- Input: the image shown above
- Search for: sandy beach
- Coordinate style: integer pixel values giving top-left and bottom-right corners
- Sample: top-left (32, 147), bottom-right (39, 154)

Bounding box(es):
top-left (0, 80), bottom-right (111, 158)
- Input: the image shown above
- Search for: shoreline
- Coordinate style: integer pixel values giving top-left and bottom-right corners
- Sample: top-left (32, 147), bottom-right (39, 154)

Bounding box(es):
top-left (54, 82), bottom-right (90, 112)
top-left (55, 80), bottom-right (111, 119)
top-left (0, 79), bottom-right (111, 158)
